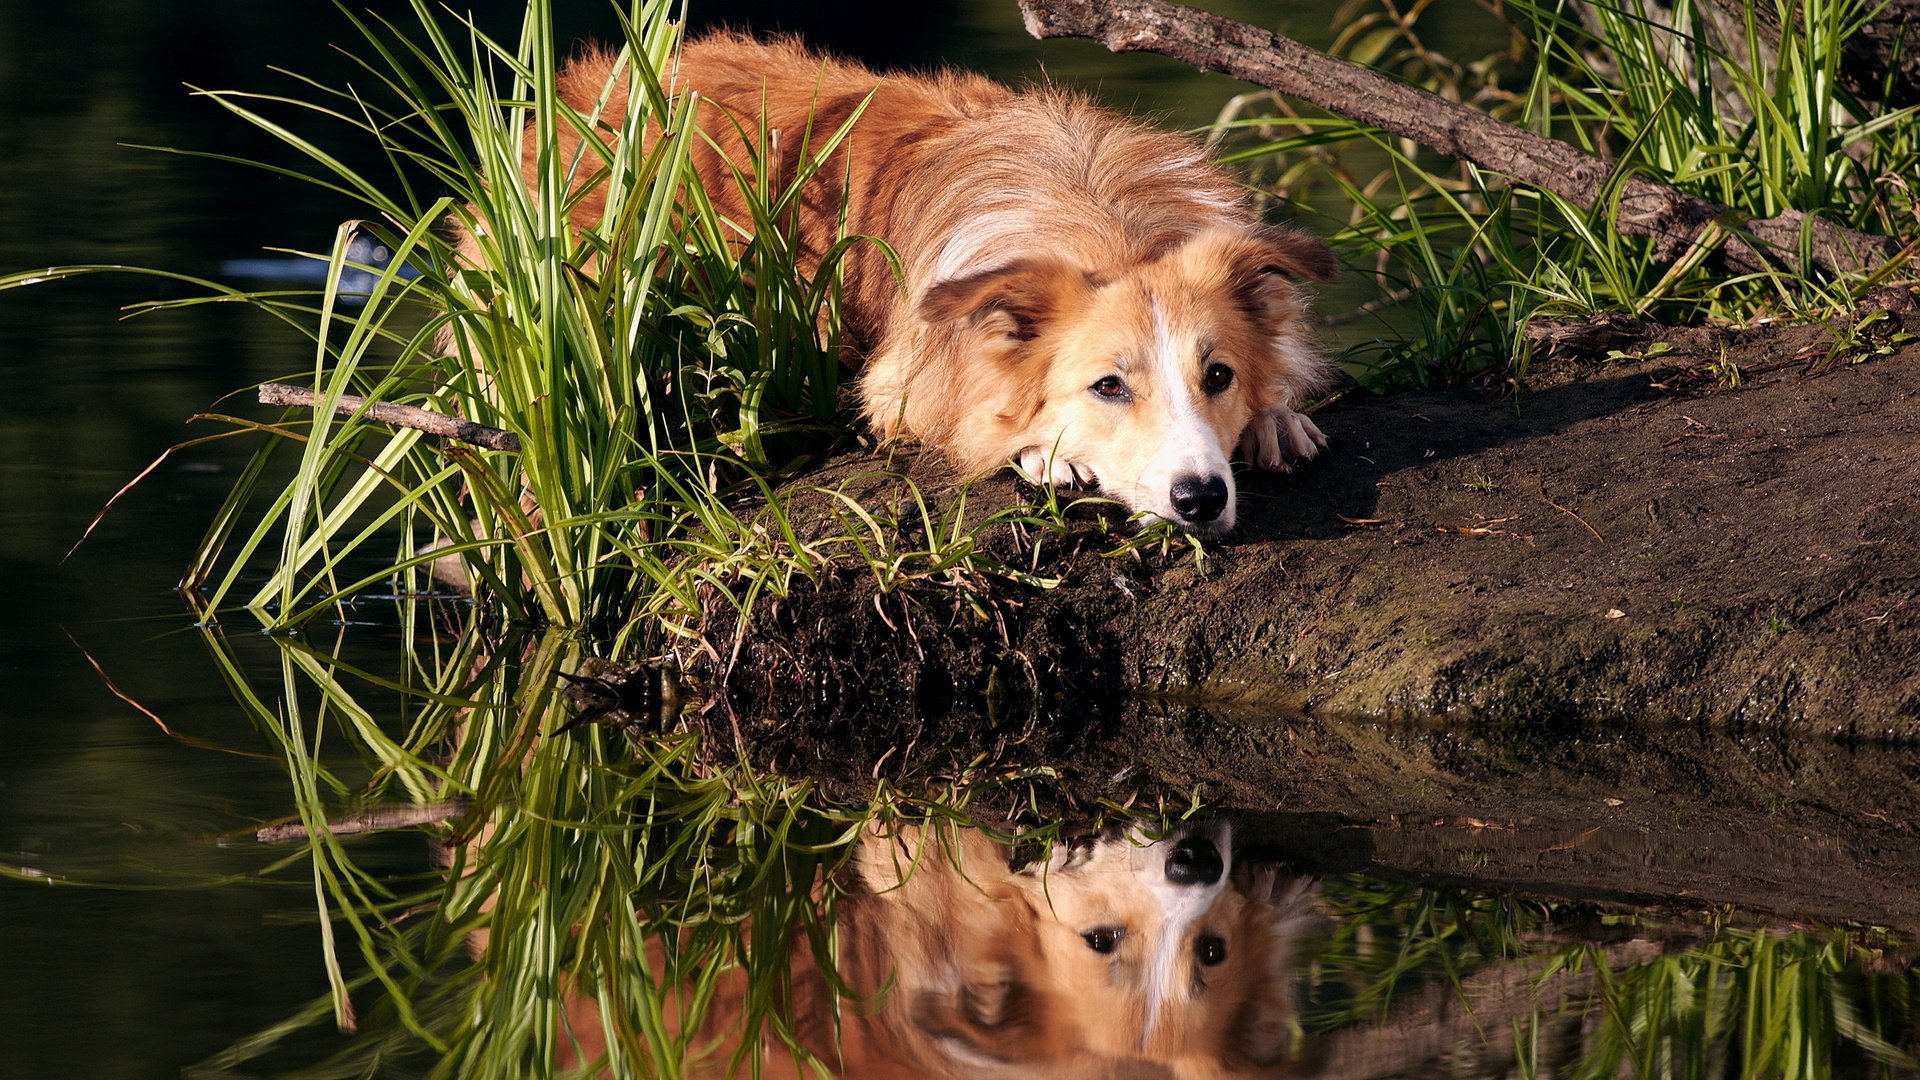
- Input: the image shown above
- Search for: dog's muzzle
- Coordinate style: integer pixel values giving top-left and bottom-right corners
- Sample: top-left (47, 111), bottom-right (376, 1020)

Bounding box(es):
top-left (1164, 835), bottom-right (1224, 886)
top-left (1168, 473), bottom-right (1229, 525)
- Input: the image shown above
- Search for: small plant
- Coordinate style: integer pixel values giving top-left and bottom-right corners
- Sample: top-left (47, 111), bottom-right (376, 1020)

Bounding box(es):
top-left (1817, 308), bottom-right (1920, 372)
top-left (1604, 340), bottom-right (1675, 363)
top-left (1705, 349), bottom-right (1745, 389)
top-left (1464, 471), bottom-right (1501, 493)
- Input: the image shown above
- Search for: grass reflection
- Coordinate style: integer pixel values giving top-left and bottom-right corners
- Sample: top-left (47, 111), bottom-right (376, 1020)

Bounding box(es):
top-left (191, 610), bottom-right (1916, 1078)
top-left (195, 611), bottom-right (1176, 1076)
top-left (1302, 878), bottom-right (1917, 1079)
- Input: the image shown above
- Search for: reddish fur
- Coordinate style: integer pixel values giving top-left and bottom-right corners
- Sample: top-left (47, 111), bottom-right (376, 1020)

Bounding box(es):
top-left (498, 34), bottom-right (1335, 527)
top-left (531, 826), bottom-right (1312, 1077)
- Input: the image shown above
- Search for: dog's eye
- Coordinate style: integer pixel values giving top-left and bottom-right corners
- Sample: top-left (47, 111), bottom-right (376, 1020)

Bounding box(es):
top-left (1203, 363), bottom-right (1235, 393)
top-left (1197, 934), bottom-right (1228, 966)
top-left (1082, 927), bottom-right (1123, 954)
top-left (1090, 375), bottom-right (1129, 400)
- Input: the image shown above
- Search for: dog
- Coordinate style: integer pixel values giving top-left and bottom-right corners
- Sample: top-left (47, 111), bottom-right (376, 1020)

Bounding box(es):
top-left (515, 35), bottom-right (1339, 532)
top-left (997, 819), bottom-right (1319, 1074)
top-left (516, 819), bottom-right (1316, 1077)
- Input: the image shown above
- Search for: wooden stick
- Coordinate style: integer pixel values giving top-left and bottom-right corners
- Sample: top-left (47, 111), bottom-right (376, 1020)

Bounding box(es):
top-left (1018, 0), bottom-right (1903, 277)
top-left (255, 798), bottom-right (471, 844)
top-left (259, 382), bottom-right (521, 453)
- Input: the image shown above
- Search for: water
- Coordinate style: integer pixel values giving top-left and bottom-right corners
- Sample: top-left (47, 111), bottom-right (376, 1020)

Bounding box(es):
top-left (2, 1), bottom-right (1914, 1077)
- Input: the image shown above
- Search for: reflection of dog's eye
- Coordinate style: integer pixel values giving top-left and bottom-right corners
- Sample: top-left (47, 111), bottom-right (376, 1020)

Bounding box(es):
top-left (1082, 927), bottom-right (1123, 954)
top-left (1203, 363), bottom-right (1234, 393)
top-left (1090, 375), bottom-right (1129, 400)
top-left (1197, 934), bottom-right (1228, 966)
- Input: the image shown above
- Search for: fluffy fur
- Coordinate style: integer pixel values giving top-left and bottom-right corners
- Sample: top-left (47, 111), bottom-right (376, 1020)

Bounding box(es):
top-left (522, 35), bottom-right (1338, 531)
top-left (537, 821), bottom-right (1316, 1077)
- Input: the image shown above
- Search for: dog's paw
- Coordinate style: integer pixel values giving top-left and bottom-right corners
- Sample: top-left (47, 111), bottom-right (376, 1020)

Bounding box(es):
top-left (1015, 447), bottom-right (1097, 488)
top-left (1240, 407), bottom-right (1328, 471)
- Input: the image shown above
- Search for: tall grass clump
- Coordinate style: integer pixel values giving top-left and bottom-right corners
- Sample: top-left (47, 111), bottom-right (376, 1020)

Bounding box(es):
top-left (193, 611), bottom-right (1123, 1076)
top-left (1217, 0), bottom-right (1917, 389)
top-left (196, 613), bottom-right (854, 1076)
top-left (60, 0), bottom-right (875, 641)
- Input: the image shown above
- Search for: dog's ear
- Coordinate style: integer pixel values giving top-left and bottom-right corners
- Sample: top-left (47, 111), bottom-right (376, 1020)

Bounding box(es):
top-left (918, 258), bottom-right (1091, 342)
top-left (1216, 227), bottom-right (1338, 330)
top-left (911, 970), bottom-right (1056, 1063)
top-left (1223, 865), bottom-right (1321, 1069)
top-left (1251, 226), bottom-right (1341, 284)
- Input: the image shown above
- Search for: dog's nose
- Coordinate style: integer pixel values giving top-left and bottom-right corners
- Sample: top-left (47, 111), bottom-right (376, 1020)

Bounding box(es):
top-left (1164, 836), bottom-right (1223, 886)
top-left (1169, 474), bottom-right (1228, 524)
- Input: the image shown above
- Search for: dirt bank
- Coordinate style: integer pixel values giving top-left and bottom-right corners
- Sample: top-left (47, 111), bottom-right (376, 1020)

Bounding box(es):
top-left (715, 309), bottom-right (1920, 736)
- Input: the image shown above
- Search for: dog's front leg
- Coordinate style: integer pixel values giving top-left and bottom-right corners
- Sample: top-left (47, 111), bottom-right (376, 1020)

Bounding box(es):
top-left (1015, 447), bottom-right (1097, 488)
top-left (1240, 406), bottom-right (1328, 471)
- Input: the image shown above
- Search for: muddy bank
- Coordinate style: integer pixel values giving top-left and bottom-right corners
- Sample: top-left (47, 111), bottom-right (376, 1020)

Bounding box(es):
top-left (727, 684), bottom-right (1920, 930)
top-left (715, 311), bottom-right (1920, 735)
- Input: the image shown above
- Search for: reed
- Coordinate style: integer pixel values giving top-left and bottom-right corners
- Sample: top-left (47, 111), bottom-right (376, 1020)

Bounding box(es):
top-left (1215, 0), bottom-right (1917, 388)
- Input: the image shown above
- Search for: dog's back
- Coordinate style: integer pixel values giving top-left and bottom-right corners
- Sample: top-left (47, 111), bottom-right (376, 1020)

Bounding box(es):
top-left (546, 35), bottom-right (1251, 361)
top-left (517, 35), bottom-right (1334, 530)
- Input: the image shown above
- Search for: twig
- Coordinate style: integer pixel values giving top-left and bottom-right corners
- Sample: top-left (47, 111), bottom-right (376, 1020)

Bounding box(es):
top-left (259, 383), bottom-right (521, 453)
top-left (255, 798), bottom-right (471, 844)
top-left (1018, 0), bottom-right (1903, 278)
top-left (64, 628), bottom-right (176, 738)
top-left (1540, 486), bottom-right (1605, 542)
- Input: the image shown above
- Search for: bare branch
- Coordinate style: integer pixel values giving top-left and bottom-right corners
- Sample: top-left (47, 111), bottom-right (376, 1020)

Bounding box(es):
top-left (1018, 0), bottom-right (1904, 278)
top-left (259, 382), bottom-right (521, 453)
top-left (256, 798), bottom-right (471, 844)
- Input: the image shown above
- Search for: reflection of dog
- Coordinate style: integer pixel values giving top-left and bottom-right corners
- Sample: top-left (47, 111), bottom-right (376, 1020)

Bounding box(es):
top-left (1006, 821), bottom-right (1318, 1074)
top-left (526, 37), bottom-right (1337, 531)
top-left (551, 820), bottom-right (1315, 1077)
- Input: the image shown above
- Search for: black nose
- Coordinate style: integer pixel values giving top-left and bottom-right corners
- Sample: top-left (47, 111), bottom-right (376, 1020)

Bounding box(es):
top-left (1165, 836), bottom-right (1223, 886)
top-left (1169, 474), bottom-right (1228, 524)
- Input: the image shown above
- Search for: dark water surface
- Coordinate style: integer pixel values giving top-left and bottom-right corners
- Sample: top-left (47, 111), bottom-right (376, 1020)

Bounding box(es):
top-left (3, 2), bottom-right (1915, 1077)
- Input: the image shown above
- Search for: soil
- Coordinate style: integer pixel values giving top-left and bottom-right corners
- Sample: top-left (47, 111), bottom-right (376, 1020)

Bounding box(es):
top-left (715, 307), bottom-right (1920, 736)
top-left (689, 306), bottom-right (1920, 932)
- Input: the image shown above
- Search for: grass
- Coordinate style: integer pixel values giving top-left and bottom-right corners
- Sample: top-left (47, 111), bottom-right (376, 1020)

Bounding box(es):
top-left (1215, 0), bottom-right (1918, 391)
top-left (189, 0), bottom-right (861, 639)
top-left (190, 608), bottom-right (1164, 1077)
top-left (12, 0), bottom-right (1920, 1073)
top-left (0, 0), bottom-right (1216, 653)
top-left (1304, 878), bottom-right (1919, 1079)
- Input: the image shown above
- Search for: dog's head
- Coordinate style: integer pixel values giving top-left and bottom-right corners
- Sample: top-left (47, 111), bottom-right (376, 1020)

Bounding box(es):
top-left (919, 227), bottom-right (1337, 532)
top-left (1010, 821), bottom-right (1317, 1074)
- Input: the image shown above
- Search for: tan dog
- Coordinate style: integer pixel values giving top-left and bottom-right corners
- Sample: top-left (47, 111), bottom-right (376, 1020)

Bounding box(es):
top-left (527, 35), bottom-right (1338, 531)
top-left (540, 821), bottom-right (1315, 1077)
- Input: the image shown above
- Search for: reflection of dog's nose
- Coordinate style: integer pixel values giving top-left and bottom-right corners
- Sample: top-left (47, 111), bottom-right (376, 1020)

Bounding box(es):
top-left (1169, 475), bottom-right (1228, 524)
top-left (1165, 836), bottom-right (1223, 886)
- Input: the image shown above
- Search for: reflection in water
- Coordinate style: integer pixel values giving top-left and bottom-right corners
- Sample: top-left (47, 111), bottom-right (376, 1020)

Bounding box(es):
top-left (526, 819), bottom-right (1317, 1078)
top-left (199, 623), bottom-right (1916, 1078)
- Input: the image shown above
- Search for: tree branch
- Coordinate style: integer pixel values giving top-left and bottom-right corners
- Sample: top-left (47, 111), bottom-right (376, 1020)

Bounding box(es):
top-left (259, 382), bottom-right (521, 453)
top-left (1019, 0), bottom-right (1904, 278)
top-left (255, 798), bottom-right (471, 844)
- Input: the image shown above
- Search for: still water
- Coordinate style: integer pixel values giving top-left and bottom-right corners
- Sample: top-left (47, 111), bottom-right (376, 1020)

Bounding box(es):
top-left (1, 1), bottom-right (1915, 1076)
